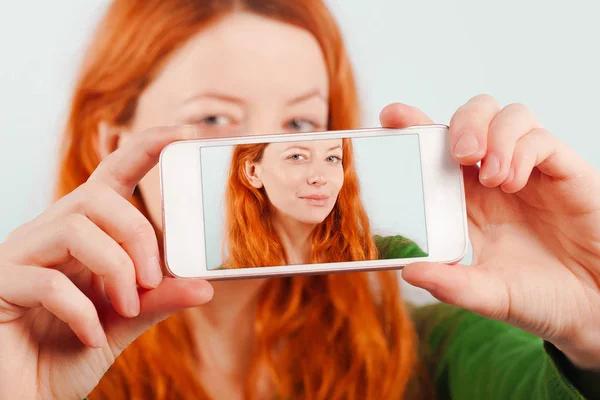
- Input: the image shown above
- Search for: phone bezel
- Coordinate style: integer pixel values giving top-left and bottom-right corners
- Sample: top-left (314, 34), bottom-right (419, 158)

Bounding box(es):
top-left (159, 125), bottom-right (468, 279)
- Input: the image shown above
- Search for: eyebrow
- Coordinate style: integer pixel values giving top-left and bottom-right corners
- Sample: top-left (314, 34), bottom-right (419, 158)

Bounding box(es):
top-left (285, 144), bottom-right (342, 152)
top-left (286, 88), bottom-right (328, 106)
top-left (182, 92), bottom-right (245, 106)
top-left (182, 88), bottom-right (328, 107)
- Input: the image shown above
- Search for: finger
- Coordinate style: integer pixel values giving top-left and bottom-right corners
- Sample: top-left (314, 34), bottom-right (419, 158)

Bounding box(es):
top-left (0, 265), bottom-right (108, 348)
top-left (4, 214), bottom-right (140, 318)
top-left (379, 103), bottom-right (434, 128)
top-left (89, 125), bottom-right (198, 198)
top-left (5, 185), bottom-right (161, 290)
top-left (449, 94), bottom-right (501, 164)
top-left (401, 262), bottom-right (510, 321)
top-left (506, 127), bottom-right (595, 184)
top-left (81, 182), bottom-right (162, 289)
top-left (479, 103), bottom-right (542, 187)
top-left (103, 278), bottom-right (213, 356)
top-left (500, 128), bottom-right (555, 193)
top-left (8, 183), bottom-right (163, 289)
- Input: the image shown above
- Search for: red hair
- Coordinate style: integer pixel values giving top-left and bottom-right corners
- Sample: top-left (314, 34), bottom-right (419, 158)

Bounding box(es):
top-left (55, 0), bottom-right (425, 398)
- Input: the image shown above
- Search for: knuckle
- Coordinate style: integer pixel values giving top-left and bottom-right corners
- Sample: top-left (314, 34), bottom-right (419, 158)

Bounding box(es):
top-left (473, 93), bottom-right (497, 103)
top-left (62, 213), bottom-right (87, 238)
top-left (450, 107), bottom-right (486, 136)
top-left (503, 102), bottom-right (530, 115)
top-left (135, 127), bottom-right (162, 149)
top-left (530, 127), bottom-right (552, 140)
top-left (40, 269), bottom-right (69, 295)
top-left (524, 128), bottom-right (557, 151)
top-left (5, 224), bottom-right (28, 242)
top-left (454, 104), bottom-right (480, 121)
top-left (80, 181), bottom-right (110, 204)
top-left (70, 182), bottom-right (99, 212)
top-left (110, 250), bottom-right (135, 275)
top-left (466, 93), bottom-right (501, 111)
top-left (128, 219), bottom-right (156, 243)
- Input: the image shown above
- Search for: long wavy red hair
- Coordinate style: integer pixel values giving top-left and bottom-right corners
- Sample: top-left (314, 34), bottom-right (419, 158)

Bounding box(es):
top-left (55, 0), bottom-right (424, 398)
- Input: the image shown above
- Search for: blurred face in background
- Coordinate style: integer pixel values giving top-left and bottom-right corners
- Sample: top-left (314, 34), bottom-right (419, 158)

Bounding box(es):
top-left (120, 11), bottom-right (330, 229)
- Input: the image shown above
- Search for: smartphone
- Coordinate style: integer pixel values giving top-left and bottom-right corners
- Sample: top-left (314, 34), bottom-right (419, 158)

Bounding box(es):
top-left (159, 125), bottom-right (468, 279)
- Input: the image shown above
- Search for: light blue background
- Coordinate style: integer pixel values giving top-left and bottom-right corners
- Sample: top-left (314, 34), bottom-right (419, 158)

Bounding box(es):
top-left (200, 135), bottom-right (427, 269)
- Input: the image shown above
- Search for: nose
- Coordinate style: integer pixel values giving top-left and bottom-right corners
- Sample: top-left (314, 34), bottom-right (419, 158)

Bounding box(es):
top-left (308, 175), bottom-right (326, 186)
top-left (307, 166), bottom-right (327, 186)
top-left (246, 115), bottom-right (281, 136)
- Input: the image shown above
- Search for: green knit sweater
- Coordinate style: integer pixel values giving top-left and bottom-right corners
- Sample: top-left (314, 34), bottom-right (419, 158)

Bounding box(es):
top-left (84, 235), bottom-right (598, 399)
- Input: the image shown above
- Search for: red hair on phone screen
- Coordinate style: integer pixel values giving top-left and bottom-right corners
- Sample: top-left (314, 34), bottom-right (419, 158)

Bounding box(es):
top-left (55, 0), bottom-right (427, 398)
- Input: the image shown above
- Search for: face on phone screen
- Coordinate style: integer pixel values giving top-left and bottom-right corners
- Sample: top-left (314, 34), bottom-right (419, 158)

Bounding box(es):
top-left (199, 134), bottom-right (429, 270)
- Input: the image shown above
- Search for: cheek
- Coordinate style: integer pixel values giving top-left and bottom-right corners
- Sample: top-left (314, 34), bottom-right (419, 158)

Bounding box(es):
top-left (263, 168), bottom-right (297, 202)
top-left (332, 169), bottom-right (344, 194)
top-left (136, 165), bottom-right (162, 230)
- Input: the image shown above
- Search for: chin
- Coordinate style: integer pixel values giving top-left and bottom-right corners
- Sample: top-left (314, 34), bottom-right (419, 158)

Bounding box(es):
top-left (297, 217), bottom-right (327, 225)
top-left (295, 210), bottom-right (333, 225)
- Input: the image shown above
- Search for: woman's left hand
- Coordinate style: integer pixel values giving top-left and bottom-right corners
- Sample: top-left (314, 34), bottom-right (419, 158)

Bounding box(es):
top-left (380, 94), bottom-right (600, 371)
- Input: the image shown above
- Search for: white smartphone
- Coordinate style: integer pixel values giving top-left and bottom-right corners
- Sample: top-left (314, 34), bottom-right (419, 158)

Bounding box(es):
top-left (159, 125), bottom-right (468, 280)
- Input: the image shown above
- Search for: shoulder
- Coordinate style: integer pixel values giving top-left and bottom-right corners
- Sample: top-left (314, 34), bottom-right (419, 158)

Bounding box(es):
top-left (373, 234), bottom-right (428, 259)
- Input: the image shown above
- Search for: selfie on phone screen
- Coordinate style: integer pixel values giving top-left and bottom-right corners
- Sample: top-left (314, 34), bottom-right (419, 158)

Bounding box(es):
top-left (201, 135), bottom-right (428, 270)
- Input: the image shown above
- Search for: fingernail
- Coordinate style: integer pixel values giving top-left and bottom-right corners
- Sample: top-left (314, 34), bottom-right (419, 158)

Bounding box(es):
top-left (147, 256), bottom-right (163, 288)
top-left (453, 134), bottom-right (479, 157)
top-left (505, 167), bottom-right (515, 184)
top-left (129, 291), bottom-right (141, 317)
top-left (480, 154), bottom-right (501, 180)
top-left (91, 325), bottom-right (109, 348)
top-left (198, 284), bottom-right (214, 302)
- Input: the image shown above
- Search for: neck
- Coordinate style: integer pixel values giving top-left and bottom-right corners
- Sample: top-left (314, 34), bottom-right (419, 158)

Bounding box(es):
top-left (272, 213), bottom-right (315, 264)
top-left (186, 279), bottom-right (266, 377)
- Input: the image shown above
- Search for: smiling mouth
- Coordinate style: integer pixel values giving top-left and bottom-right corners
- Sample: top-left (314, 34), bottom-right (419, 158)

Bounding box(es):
top-left (299, 194), bottom-right (329, 206)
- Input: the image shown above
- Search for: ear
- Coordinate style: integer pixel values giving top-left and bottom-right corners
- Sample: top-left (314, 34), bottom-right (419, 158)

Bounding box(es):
top-left (244, 160), bottom-right (263, 189)
top-left (96, 121), bottom-right (131, 160)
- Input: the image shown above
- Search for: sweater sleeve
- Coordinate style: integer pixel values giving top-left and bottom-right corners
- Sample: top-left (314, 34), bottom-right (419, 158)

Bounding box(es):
top-left (411, 302), bottom-right (599, 399)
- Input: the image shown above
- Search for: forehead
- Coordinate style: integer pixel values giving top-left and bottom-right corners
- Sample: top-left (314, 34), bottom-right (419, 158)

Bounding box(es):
top-left (146, 12), bottom-right (329, 104)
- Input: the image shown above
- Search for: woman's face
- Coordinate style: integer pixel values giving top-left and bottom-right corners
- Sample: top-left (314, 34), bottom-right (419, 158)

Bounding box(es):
top-left (247, 139), bottom-right (344, 225)
top-left (115, 11), bottom-right (330, 230)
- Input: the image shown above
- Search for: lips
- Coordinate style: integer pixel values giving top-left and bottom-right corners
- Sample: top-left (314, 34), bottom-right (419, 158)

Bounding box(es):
top-left (301, 194), bottom-right (329, 200)
top-left (299, 194), bottom-right (330, 206)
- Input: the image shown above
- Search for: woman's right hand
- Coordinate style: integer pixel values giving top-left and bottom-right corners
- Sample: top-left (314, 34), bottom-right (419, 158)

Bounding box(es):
top-left (0, 125), bottom-right (214, 400)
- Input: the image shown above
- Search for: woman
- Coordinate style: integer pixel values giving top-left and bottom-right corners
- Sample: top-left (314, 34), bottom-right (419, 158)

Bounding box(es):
top-left (0, 1), bottom-right (598, 400)
top-left (220, 138), bottom-right (426, 270)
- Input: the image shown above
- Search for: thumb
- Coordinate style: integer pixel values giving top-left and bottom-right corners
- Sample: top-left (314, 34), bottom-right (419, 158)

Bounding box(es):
top-left (103, 278), bottom-right (213, 355)
top-left (379, 103), bottom-right (435, 128)
top-left (402, 262), bottom-right (510, 321)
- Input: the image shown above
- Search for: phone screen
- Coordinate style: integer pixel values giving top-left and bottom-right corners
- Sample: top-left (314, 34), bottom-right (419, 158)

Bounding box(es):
top-left (199, 134), bottom-right (429, 270)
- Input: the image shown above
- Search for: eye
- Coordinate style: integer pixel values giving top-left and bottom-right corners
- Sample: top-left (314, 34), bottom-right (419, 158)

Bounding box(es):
top-left (288, 153), bottom-right (307, 161)
top-left (326, 155), bottom-right (342, 163)
top-left (200, 115), bottom-right (233, 126)
top-left (287, 119), bottom-right (317, 132)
